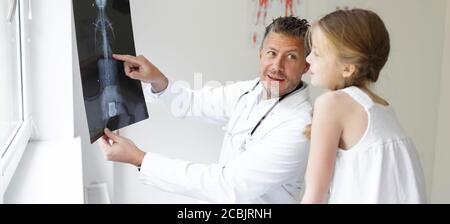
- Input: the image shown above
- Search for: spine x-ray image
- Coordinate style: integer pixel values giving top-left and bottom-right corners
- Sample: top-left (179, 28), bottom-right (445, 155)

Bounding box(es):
top-left (73, 0), bottom-right (148, 143)
top-left (95, 0), bottom-right (124, 121)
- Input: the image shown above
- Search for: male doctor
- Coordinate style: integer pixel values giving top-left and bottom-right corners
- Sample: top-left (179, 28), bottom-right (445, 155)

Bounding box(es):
top-left (98, 17), bottom-right (312, 203)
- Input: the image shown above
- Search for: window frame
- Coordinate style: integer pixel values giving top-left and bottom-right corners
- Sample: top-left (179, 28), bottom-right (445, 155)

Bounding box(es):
top-left (0, 0), bottom-right (32, 201)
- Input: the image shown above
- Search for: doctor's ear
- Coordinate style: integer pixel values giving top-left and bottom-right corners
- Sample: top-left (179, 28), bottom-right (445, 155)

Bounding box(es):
top-left (303, 62), bottom-right (310, 74)
top-left (342, 63), bottom-right (356, 78)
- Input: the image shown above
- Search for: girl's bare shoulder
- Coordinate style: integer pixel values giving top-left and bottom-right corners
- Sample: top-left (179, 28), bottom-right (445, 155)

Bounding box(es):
top-left (314, 91), bottom-right (363, 120)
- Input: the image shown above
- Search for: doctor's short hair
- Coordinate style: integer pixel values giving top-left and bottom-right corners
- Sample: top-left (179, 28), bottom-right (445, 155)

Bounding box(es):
top-left (261, 16), bottom-right (310, 53)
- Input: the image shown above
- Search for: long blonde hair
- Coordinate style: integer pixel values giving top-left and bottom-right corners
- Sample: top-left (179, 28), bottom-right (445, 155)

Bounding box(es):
top-left (304, 9), bottom-right (390, 139)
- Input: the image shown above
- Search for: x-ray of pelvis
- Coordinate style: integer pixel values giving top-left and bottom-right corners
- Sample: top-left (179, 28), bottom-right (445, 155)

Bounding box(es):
top-left (73, 0), bottom-right (149, 143)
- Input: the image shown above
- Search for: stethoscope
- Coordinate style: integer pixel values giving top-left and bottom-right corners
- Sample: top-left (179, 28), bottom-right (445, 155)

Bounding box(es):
top-left (237, 80), bottom-right (304, 137)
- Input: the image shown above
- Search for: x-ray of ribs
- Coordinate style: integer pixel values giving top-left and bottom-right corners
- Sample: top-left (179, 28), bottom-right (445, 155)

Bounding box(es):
top-left (94, 0), bottom-right (125, 122)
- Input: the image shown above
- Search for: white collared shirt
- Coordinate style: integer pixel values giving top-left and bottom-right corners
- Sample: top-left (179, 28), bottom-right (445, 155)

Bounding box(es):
top-left (139, 78), bottom-right (312, 203)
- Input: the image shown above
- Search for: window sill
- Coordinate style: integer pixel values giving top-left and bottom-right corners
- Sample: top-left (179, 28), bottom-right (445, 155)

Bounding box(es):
top-left (0, 121), bottom-right (22, 156)
top-left (0, 117), bottom-right (32, 197)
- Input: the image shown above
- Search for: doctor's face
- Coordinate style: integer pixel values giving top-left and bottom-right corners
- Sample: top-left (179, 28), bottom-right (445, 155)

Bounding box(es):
top-left (259, 32), bottom-right (309, 98)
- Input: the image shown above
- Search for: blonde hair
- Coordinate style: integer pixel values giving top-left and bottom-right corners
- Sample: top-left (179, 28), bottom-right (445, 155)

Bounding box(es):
top-left (304, 9), bottom-right (390, 139)
top-left (306, 8), bottom-right (390, 88)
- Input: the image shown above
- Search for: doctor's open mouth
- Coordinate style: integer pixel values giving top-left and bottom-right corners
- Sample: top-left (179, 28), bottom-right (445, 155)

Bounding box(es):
top-left (267, 74), bottom-right (285, 82)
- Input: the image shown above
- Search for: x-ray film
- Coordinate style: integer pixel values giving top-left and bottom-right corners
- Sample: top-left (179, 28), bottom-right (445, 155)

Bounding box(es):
top-left (73, 0), bottom-right (148, 143)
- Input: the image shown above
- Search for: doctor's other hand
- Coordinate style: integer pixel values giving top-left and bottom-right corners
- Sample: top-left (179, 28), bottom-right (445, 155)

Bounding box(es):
top-left (112, 54), bottom-right (169, 93)
top-left (98, 128), bottom-right (146, 167)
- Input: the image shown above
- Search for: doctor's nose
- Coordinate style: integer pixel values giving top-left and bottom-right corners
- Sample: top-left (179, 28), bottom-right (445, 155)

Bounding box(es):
top-left (270, 57), bottom-right (284, 72)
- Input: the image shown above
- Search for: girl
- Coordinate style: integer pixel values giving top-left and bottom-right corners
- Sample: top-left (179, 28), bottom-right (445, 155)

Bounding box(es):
top-left (301, 9), bottom-right (426, 203)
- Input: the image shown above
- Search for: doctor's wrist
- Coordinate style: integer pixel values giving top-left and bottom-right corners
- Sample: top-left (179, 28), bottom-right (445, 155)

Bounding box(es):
top-left (132, 149), bottom-right (146, 167)
top-left (150, 76), bottom-right (169, 93)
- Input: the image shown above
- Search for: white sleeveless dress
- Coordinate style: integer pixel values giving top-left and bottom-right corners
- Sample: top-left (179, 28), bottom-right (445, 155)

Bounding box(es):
top-left (328, 86), bottom-right (426, 204)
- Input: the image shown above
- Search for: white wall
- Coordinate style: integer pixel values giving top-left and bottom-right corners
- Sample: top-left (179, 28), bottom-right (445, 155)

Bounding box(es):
top-left (4, 139), bottom-right (83, 203)
top-left (110, 0), bottom-right (449, 203)
top-left (4, 0), bottom-right (84, 203)
top-left (27, 0), bottom-right (74, 140)
top-left (431, 0), bottom-right (450, 203)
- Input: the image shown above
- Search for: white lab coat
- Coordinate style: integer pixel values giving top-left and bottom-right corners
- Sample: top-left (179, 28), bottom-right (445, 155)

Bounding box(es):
top-left (139, 78), bottom-right (312, 203)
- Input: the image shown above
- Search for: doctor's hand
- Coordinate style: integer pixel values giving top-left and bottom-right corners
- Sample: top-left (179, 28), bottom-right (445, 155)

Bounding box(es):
top-left (98, 128), bottom-right (146, 167)
top-left (112, 54), bottom-right (169, 93)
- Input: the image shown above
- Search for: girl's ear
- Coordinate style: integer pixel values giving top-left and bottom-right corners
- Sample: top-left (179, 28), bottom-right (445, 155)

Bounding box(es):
top-left (342, 63), bottom-right (356, 79)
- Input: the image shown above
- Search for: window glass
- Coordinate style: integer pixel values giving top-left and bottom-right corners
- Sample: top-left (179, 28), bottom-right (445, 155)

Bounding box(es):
top-left (0, 0), bottom-right (23, 155)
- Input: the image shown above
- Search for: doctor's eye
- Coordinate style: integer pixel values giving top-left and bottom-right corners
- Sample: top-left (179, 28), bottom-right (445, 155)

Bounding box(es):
top-left (287, 54), bottom-right (298, 60)
top-left (266, 51), bottom-right (276, 57)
